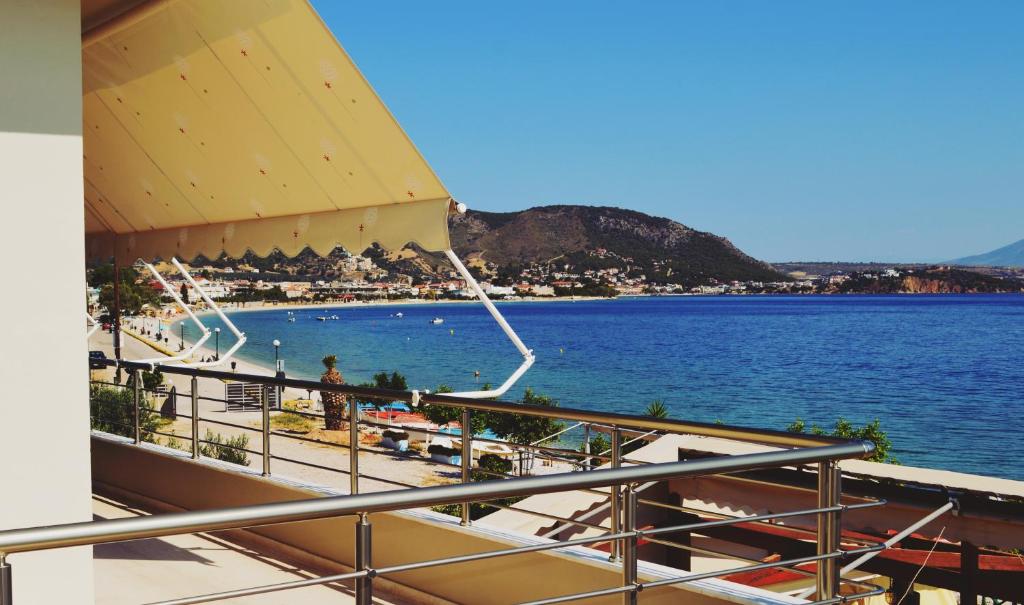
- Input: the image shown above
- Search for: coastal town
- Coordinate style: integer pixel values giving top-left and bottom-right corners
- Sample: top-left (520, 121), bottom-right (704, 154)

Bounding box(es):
top-left (86, 247), bottom-right (1024, 315)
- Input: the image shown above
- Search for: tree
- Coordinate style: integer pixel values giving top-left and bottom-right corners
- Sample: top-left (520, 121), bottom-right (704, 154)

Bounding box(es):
top-left (94, 263), bottom-right (160, 317)
top-left (488, 388), bottom-right (565, 447)
top-left (787, 417), bottom-right (897, 464)
top-left (420, 384), bottom-right (493, 435)
top-left (320, 355), bottom-right (347, 430)
top-left (354, 371), bottom-right (410, 416)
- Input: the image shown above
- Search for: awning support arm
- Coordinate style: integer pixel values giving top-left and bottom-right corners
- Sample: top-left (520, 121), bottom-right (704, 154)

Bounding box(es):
top-left (443, 248), bottom-right (534, 399)
top-left (86, 313), bottom-right (101, 339)
top-left (133, 262), bottom-right (211, 365)
top-left (171, 258), bottom-right (247, 368)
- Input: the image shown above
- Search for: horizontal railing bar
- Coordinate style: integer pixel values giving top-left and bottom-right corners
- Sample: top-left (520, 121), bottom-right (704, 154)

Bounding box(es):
top-left (519, 584), bottom-right (634, 605)
top-left (641, 549), bottom-right (843, 589)
top-left (195, 438), bottom-right (262, 458)
top-left (268, 429), bottom-right (353, 451)
top-left (477, 502), bottom-right (611, 532)
top-left (806, 587), bottom-right (886, 605)
top-left (374, 531), bottom-right (632, 576)
top-left (604, 533), bottom-right (884, 593)
top-left (192, 415), bottom-right (263, 435)
top-left (266, 452), bottom-right (421, 491)
top-left (98, 359), bottom-right (850, 448)
top-left (641, 505), bottom-right (845, 537)
top-left (143, 429), bottom-right (184, 441)
top-left (356, 417), bottom-right (616, 464)
top-left (0, 441), bottom-right (872, 554)
top-left (142, 568), bottom-right (368, 605)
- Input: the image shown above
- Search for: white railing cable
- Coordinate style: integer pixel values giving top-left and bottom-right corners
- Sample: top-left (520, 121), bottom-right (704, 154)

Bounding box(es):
top-left (133, 261), bottom-right (212, 365)
top-left (170, 258), bottom-right (247, 369)
top-left (532, 422), bottom-right (585, 446)
top-left (443, 247), bottom-right (535, 398)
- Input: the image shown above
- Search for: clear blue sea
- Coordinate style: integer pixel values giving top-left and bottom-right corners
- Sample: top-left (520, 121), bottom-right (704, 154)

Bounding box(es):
top-left (178, 295), bottom-right (1024, 480)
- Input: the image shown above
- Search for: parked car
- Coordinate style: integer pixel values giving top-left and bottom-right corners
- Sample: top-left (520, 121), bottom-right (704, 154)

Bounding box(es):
top-left (89, 350), bottom-right (108, 370)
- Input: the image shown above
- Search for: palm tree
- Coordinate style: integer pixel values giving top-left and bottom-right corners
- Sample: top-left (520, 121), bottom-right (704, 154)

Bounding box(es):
top-left (320, 355), bottom-right (347, 430)
top-left (644, 399), bottom-right (669, 419)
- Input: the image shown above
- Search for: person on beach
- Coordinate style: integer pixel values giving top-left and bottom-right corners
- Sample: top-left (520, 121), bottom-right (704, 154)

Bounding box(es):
top-left (320, 354), bottom-right (348, 431)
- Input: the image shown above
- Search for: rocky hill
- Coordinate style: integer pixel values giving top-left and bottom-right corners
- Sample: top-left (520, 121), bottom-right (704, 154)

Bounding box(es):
top-left (951, 238), bottom-right (1024, 268)
top-left (444, 205), bottom-right (783, 286)
top-left (196, 205), bottom-right (785, 288)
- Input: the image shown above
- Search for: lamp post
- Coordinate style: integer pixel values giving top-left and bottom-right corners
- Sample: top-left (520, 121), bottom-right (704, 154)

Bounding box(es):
top-left (214, 327), bottom-right (221, 360)
top-left (179, 321), bottom-right (185, 351)
top-left (272, 339), bottom-right (283, 412)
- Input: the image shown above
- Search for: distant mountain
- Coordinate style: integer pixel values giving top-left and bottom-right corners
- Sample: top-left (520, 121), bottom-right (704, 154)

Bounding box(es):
top-left (446, 205), bottom-right (784, 285)
top-left (951, 239), bottom-right (1024, 268)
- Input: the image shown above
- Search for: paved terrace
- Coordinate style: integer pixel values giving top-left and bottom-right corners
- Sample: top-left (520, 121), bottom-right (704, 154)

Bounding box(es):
top-left (93, 494), bottom-right (401, 604)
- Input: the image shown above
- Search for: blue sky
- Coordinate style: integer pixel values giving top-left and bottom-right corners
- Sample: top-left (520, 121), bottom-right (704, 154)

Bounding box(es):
top-left (314, 1), bottom-right (1023, 262)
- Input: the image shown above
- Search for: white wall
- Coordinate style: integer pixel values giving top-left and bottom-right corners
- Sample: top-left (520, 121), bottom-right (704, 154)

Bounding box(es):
top-left (0, 1), bottom-right (95, 603)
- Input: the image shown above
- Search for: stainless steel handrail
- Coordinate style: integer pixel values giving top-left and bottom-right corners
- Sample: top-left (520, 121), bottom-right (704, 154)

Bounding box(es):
top-left (0, 440), bottom-right (873, 605)
top-left (69, 359), bottom-right (880, 604)
top-left (98, 359), bottom-right (848, 448)
top-left (0, 442), bottom-right (870, 554)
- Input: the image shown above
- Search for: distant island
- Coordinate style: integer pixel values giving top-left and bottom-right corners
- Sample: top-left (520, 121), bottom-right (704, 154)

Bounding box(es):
top-left (116, 205), bottom-right (1022, 304)
top-left (950, 238), bottom-right (1024, 268)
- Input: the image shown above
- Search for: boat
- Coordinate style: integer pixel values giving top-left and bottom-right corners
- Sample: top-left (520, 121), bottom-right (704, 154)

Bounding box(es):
top-left (430, 317), bottom-right (444, 325)
top-left (394, 312), bottom-right (404, 318)
top-left (287, 316), bottom-right (296, 323)
top-left (316, 316), bottom-right (327, 321)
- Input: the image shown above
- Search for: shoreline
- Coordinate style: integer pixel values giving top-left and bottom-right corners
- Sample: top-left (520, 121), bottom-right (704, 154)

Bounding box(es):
top-left (164, 290), bottom-right (1024, 321)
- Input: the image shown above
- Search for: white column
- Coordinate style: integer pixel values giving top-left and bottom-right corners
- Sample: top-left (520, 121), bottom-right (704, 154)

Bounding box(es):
top-left (0, 1), bottom-right (95, 603)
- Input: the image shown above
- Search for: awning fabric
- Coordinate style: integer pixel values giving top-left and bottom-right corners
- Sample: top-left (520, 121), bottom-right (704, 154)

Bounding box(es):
top-left (83, 0), bottom-right (452, 263)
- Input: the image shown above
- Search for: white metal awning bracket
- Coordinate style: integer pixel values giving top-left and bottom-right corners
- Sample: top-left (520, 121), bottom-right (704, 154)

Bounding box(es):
top-left (86, 313), bottom-right (101, 339)
top-left (171, 258), bottom-right (247, 368)
top-left (132, 261), bottom-right (211, 365)
top-left (443, 235), bottom-right (535, 399)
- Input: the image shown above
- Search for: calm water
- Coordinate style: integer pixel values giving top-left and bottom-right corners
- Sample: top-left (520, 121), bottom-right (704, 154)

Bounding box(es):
top-left (179, 295), bottom-right (1024, 479)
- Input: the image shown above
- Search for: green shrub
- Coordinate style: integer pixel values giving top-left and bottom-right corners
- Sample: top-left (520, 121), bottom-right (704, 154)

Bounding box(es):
top-left (478, 453), bottom-right (513, 475)
top-left (787, 417), bottom-right (897, 464)
top-left (89, 385), bottom-right (164, 442)
top-left (199, 429), bottom-right (251, 466)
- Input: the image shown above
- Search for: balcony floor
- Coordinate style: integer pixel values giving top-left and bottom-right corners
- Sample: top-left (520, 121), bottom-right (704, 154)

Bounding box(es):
top-left (92, 495), bottom-right (396, 604)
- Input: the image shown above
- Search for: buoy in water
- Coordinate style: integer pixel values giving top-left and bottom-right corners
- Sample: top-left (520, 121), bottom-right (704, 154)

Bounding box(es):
top-left (560, 347), bottom-right (565, 355)
top-left (449, 328), bottom-right (454, 335)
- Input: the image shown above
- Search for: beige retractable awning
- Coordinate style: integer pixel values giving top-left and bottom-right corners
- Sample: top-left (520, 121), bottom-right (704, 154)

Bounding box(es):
top-left (83, 0), bottom-right (452, 264)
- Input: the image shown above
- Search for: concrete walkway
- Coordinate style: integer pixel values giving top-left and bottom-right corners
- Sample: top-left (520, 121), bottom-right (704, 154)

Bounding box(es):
top-left (93, 494), bottom-right (396, 604)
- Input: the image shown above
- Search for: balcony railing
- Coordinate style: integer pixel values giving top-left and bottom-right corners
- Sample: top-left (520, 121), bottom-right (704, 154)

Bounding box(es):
top-left (0, 359), bottom-right (885, 604)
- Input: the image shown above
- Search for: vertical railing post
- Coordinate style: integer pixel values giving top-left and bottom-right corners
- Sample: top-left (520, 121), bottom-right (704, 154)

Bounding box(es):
top-left (131, 368), bottom-right (141, 444)
top-left (349, 396), bottom-right (359, 495)
top-left (816, 460), bottom-right (841, 600)
top-left (261, 387), bottom-right (271, 477)
top-left (583, 423), bottom-right (592, 470)
top-left (622, 484), bottom-right (639, 605)
top-left (609, 427), bottom-right (622, 562)
top-left (190, 376), bottom-right (199, 459)
top-left (354, 513), bottom-right (372, 605)
top-left (0, 554), bottom-right (12, 605)
top-left (461, 407), bottom-right (472, 526)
